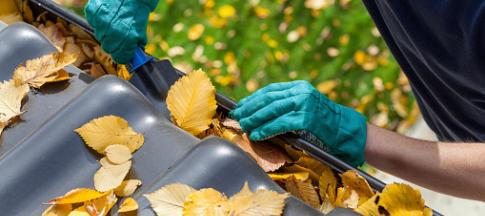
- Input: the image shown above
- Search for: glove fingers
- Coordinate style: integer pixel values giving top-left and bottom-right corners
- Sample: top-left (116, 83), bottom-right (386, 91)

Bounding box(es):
top-left (249, 111), bottom-right (305, 141)
top-left (238, 94), bottom-right (309, 132)
top-left (237, 80), bottom-right (306, 106)
top-left (232, 85), bottom-right (306, 120)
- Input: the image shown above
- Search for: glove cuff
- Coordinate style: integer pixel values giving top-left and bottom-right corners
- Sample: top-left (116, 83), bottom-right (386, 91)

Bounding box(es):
top-left (333, 105), bottom-right (367, 167)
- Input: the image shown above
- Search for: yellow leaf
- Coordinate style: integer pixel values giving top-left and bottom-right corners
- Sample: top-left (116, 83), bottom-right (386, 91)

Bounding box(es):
top-left (0, 80), bottom-right (29, 134)
top-left (13, 52), bottom-right (76, 88)
top-left (0, 0), bottom-right (21, 24)
top-left (318, 168), bottom-right (337, 204)
top-left (93, 46), bottom-right (116, 75)
top-left (47, 188), bottom-right (108, 205)
top-left (166, 69), bottom-right (217, 136)
top-left (282, 164), bottom-right (319, 183)
top-left (74, 115), bottom-right (144, 154)
top-left (117, 65), bottom-right (132, 80)
top-left (144, 183), bottom-right (196, 216)
top-left (355, 194), bottom-right (380, 216)
top-left (341, 170), bottom-right (374, 205)
top-left (285, 176), bottom-right (320, 208)
top-left (42, 204), bottom-right (72, 216)
top-left (378, 183), bottom-right (426, 216)
top-left (334, 187), bottom-right (359, 209)
top-left (67, 206), bottom-right (90, 216)
top-left (94, 159), bottom-right (132, 192)
top-left (105, 144), bottom-right (132, 165)
top-left (84, 191), bottom-right (118, 216)
top-left (319, 201), bottom-right (334, 214)
top-left (228, 182), bottom-right (288, 216)
top-left (118, 197), bottom-right (138, 213)
top-left (295, 156), bottom-right (332, 177)
top-left (268, 172), bottom-right (309, 182)
top-left (114, 179), bottom-right (142, 197)
top-left (182, 188), bottom-right (229, 216)
top-left (283, 144), bottom-right (306, 161)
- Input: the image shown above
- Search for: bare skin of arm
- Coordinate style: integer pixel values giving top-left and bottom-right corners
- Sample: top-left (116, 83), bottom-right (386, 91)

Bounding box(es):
top-left (365, 124), bottom-right (485, 202)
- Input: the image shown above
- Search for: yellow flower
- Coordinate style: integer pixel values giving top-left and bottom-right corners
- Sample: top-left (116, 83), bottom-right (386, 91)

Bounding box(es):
top-left (209, 17), bottom-right (226, 28)
top-left (339, 34), bottom-right (349, 46)
top-left (204, 0), bottom-right (215, 9)
top-left (354, 50), bottom-right (366, 65)
top-left (255, 6), bottom-right (270, 19)
top-left (215, 75), bottom-right (233, 86)
top-left (317, 80), bottom-right (338, 94)
top-left (188, 24), bottom-right (205, 41)
top-left (205, 36), bottom-right (215, 45)
top-left (267, 39), bottom-right (279, 48)
top-left (224, 52), bottom-right (236, 64)
top-left (218, 5), bottom-right (236, 18)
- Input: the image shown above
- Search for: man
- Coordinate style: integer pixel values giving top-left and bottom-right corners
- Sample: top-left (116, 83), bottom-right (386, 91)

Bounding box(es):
top-left (85, 0), bottom-right (485, 201)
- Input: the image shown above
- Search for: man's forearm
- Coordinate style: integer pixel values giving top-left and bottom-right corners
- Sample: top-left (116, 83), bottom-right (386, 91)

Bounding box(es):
top-left (365, 124), bottom-right (485, 201)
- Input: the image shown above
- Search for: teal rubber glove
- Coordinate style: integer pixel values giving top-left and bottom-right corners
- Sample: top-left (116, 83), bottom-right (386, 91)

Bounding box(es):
top-left (230, 81), bottom-right (367, 167)
top-left (84, 0), bottom-right (159, 63)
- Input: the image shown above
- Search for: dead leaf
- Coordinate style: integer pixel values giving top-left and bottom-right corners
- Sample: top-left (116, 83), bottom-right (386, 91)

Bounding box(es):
top-left (117, 65), bottom-right (131, 80)
top-left (118, 197), bottom-right (138, 213)
top-left (42, 204), bottom-right (72, 216)
top-left (268, 172), bottom-right (310, 182)
top-left (341, 170), bottom-right (374, 205)
top-left (228, 182), bottom-right (288, 216)
top-left (89, 63), bottom-right (106, 79)
top-left (166, 69), bottom-right (217, 136)
top-left (282, 164), bottom-right (319, 183)
top-left (94, 159), bottom-right (132, 192)
top-left (13, 52), bottom-right (76, 88)
top-left (283, 144), bottom-right (306, 161)
top-left (285, 176), bottom-right (320, 208)
top-left (84, 191), bottom-right (118, 216)
top-left (93, 46), bottom-right (116, 75)
top-left (114, 179), bottom-right (142, 197)
top-left (319, 201), bottom-right (334, 214)
top-left (74, 115), bottom-right (144, 154)
top-left (378, 183), bottom-right (426, 216)
top-left (232, 133), bottom-right (288, 172)
top-left (67, 206), bottom-right (90, 216)
top-left (64, 37), bottom-right (87, 67)
top-left (47, 188), bottom-right (108, 205)
top-left (355, 194), bottom-right (380, 216)
top-left (182, 188), bottom-right (229, 216)
top-left (221, 118), bottom-right (242, 132)
top-left (318, 167), bottom-right (337, 205)
top-left (0, 80), bottom-right (29, 135)
top-left (38, 23), bottom-right (66, 49)
top-left (144, 183), bottom-right (196, 216)
top-left (105, 144), bottom-right (132, 165)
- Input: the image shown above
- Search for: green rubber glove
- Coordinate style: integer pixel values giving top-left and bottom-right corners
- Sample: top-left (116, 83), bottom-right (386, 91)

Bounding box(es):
top-left (230, 81), bottom-right (367, 167)
top-left (84, 0), bottom-right (159, 63)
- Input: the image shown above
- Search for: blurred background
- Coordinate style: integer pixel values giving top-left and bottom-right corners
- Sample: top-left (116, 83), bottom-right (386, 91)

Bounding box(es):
top-left (55, 0), bottom-right (485, 214)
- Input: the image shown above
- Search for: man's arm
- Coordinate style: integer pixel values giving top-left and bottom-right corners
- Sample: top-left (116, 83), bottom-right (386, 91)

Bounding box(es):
top-left (366, 124), bottom-right (485, 201)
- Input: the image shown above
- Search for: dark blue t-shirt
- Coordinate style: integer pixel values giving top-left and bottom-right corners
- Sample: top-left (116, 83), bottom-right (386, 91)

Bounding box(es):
top-left (363, 0), bottom-right (485, 141)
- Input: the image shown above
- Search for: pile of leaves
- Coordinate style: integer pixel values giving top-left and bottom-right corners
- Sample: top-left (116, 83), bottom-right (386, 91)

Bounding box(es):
top-left (166, 69), bottom-right (432, 215)
top-left (0, 51), bottom-right (75, 136)
top-left (145, 182), bottom-right (288, 216)
top-left (43, 115), bottom-right (145, 215)
top-left (0, 0), bottom-right (130, 80)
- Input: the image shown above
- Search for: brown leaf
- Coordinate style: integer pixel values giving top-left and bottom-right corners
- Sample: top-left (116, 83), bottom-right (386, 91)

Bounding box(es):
top-left (233, 133), bottom-right (288, 172)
